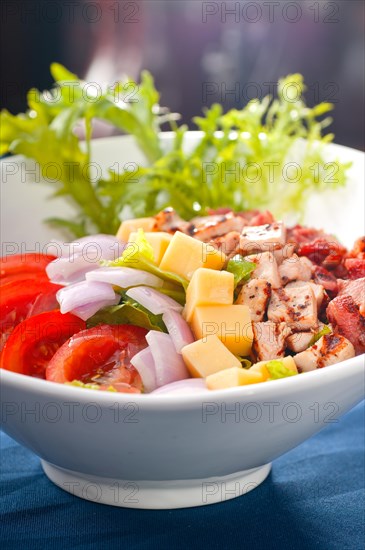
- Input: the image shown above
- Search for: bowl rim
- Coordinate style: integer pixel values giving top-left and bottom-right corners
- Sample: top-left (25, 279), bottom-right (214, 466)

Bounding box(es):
top-left (1, 354), bottom-right (364, 411)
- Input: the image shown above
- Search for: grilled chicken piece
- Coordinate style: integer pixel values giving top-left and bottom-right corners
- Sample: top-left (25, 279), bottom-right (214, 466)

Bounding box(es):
top-left (327, 295), bottom-right (365, 355)
top-left (154, 208), bottom-right (191, 234)
top-left (293, 334), bottom-right (355, 372)
top-left (235, 279), bottom-right (271, 321)
top-left (337, 278), bottom-right (365, 315)
top-left (268, 285), bottom-right (318, 330)
top-left (240, 221), bottom-right (286, 255)
top-left (286, 331), bottom-right (315, 353)
top-left (209, 231), bottom-right (241, 258)
top-left (286, 281), bottom-right (325, 310)
top-left (246, 252), bottom-right (281, 289)
top-left (285, 322), bottom-right (327, 353)
top-left (190, 213), bottom-right (245, 242)
top-left (252, 321), bottom-right (291, 361)
top-left (273, 243), bottom-right (296, 265)
top-left (278, 254), bottom-right (313, 285)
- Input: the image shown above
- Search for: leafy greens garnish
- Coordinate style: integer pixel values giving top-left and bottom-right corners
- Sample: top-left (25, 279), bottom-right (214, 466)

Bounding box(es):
top-left (309, 324), bottom-right (332, 346)
top-left (226, 255), bottom-right (257, 287)
top-left (0, 66), bottom-right (350, 237)
top-left (265, 360), bottom-right (298, 380)
top-left (106, 229), bottom-right (188, 290)
top-left (86, 300), bottom-right (166, 333)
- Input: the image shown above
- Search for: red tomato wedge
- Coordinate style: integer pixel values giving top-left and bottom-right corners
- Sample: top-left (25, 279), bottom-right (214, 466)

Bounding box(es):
top-left (0, 278), bottom-right (63, 351)
top-left (46, 324), bottom-right (148, 393)
top-left (0, 311), bottom-right (86, 378)
top-left (0, 253), bottom-right (56, 285)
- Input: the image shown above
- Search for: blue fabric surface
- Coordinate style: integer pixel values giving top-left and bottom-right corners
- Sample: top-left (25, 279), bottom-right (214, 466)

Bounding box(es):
top-left (1, 402), bottom-right (364, 550)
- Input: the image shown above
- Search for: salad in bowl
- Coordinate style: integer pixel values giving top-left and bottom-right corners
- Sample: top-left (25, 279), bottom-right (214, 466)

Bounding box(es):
top-left (0, 65), bottom-right (364, 508)
top-left (1, 208), bottom-right (364, 395)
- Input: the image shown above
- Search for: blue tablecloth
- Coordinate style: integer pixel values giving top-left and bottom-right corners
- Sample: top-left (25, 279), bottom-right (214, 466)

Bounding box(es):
top-left (1, 402), bottom-right (364, 550)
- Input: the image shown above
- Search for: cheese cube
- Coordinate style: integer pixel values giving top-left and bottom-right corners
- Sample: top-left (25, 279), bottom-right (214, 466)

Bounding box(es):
top-left (129, 231), bottom-right (172, 265)
top-left (117, 218), bottom-right (156, 242)
top-left (159, 231), bottom-right (226, 280)
top-left (250, 356), bottom-right (298, 380)
top-left (206, 367), bottom-right (265, 390)
top-left (183, 268), bottom-right (234, 323)
top-left (191, 305), bottom-right (253, 356)
top-left (181, 335), bottom-right (241, 378)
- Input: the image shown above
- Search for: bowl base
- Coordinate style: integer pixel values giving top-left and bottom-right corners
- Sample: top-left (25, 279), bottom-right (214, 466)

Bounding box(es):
top-left (41, 460), bottom-right (271, 509)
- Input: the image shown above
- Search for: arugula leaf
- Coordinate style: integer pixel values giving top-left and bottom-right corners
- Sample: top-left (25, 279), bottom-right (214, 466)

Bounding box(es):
top-left (86, 301), bottom-right (166, 332)
top-left (0, 65), bottom-right (170, 236)
top-left (226, 255), bottom-right (257, 287)
top-left (265, 360), bottom-right (298, 380)
top-left (309, 324), bottom-right (331, 346)
top-left (125, 74), bottom-right (350, 220)
top-left (0, 67), bottom-right (351, 237)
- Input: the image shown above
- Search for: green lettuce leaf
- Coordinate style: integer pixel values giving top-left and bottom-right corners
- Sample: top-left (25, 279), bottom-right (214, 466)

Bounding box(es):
top-left (65, 380), bottom-right (117, 392)
top-left (309, 324), bottom-right (331, 346)
top-left (105, 229), bottom-right (188, 290)
top-left (226, 255), bottom-right (257, 287)
top-left (0, 67), bottom-right (351, 237)
top-left (86, 301), bottom-right (167, 333)
top-left (265, 360), bottom-right (298, 380)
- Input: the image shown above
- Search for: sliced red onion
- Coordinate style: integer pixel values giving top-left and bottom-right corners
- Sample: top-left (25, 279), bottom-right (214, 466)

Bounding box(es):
top-left (151, 378), bottom-right (209, 395)
top-left (146, 331), bottom-right (189, 387)
top-left (60, 234), bottom-right (126, 261)
top-left (57, 281), bottom-right (117, 314)
top-left (130, 347), bottom-right (157, 393)
top-left (162, 310), bottom-right (195, 353)
top-left (126, 287), bottom-right (183, 315)
top-left (46, 253), bottom-right (100, 285)
top-left (86, 267), bottom-right (163, 289)
top-left (71, 296), bottom-right (120, 321)
top-left (46, 235), bottom-right (126, 285)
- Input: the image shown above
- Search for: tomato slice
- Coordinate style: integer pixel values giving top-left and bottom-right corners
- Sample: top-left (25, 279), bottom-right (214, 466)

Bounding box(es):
top-left (46, 324), bottom-right (148, 393)
top-left (0, 253), bottom-right (56, 285)
top-left (0, 278), bottom-right (63, 351)
top-left (0, 311), bottom-right (86, 378)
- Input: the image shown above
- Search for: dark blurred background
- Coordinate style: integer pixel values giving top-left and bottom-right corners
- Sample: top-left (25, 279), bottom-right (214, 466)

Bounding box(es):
top-left (1, 0), bottom-right (364, 149)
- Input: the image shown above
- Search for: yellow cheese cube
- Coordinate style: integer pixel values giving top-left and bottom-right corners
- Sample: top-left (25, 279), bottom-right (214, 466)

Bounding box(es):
top-left (129, 231), bottom-right (172, 265)
top-left (250, 356), bottom-right (298, 380)
top-left (183, 268), bottom-right (234, 323)
top-left (181, 335), bottom-right (241, 378)
top-left (206, 367), bottom-right (265, 390)
top-left (159, 231), bottom-right (226, 280)
top-left (117, 218), bottom-right (156, 242)
top-left (191, 305), bottom-right (253, 356)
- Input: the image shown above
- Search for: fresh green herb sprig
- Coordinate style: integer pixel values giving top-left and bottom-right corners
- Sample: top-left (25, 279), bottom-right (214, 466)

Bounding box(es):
top-left (0, 66), bottom-right (351, 238)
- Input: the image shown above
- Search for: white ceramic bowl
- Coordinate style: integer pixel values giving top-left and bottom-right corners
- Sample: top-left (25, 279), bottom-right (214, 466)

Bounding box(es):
top-left (1, 134), bottom-right (364, 509)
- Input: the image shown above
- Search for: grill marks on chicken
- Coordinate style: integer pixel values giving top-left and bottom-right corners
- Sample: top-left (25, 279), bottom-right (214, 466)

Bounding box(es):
top-left (235, 279), bottom-right (271, 322)
top-left (153, 207), bottom-right (364, 369)
top-left (246, 252), bottom-right (281, 289)
top-left (252, 321), bottom-right (291, 361)
top-left (189, 213), bottom-right (245, 242)
top-left (267, 285), bottom-right (318, 331)
top-left (294, 334), bottom-right (355, 372)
